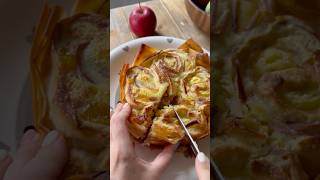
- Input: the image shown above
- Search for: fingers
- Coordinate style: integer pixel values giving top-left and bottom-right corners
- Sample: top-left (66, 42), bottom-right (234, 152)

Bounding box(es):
top-left (113, 103), bottom-right (131, 120)
top-left (151, 144), bottom-right (177, 175)
top-left (195, 152), bottom-right (210, 180)
top-left (26, 130), bottom-right (68, 180)
top-left (14, 129), bottom-right (41, 167)
top-left (110, 103), bottom-right (132, 144)
top-left (114, 103), bottom-right (123, 114)
top-left (110, 103), bottom-right (134, 158)
top-left (0, 150), bottom-right (12, 179)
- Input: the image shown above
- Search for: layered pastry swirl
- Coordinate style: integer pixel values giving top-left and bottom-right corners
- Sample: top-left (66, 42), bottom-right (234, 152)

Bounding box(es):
top-left (213, 0), bottom-right (320, 179)
top-left (31, 1), bottom-right (108, 179)
top-left (49, 14), bottom-right (108, 178)
top-left (120, 39), bottom-right (210, 146)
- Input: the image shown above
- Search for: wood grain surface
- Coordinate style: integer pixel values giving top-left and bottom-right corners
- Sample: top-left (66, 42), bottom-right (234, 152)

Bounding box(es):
top-left (110, 0), bottom-right (210, 50)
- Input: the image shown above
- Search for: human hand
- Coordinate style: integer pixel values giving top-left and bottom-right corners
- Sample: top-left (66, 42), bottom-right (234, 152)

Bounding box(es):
top-left (110, 103), bottom-right (177, 180)
top-left (195, 152), bottom-right (210, 180)
top-left (0, 129), bottom-right (67, 180)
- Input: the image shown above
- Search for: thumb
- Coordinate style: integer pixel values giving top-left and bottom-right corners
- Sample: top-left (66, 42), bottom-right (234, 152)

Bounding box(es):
top-left (112, 103), bottom-right (131, 121)
top-left (110, 103), bottom-right (132, 150)
top-left (151, 144), bottom-right (177, 175)
top-left (25, 130), bottom-right (68, 180)
top-left (195, 152), bottom-right (210, 180)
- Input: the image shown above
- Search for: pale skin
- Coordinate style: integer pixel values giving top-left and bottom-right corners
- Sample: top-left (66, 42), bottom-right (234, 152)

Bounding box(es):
top-left (0, 103), bottom-right (209, 180)
top-left (0, 130), bottom-right (67, 180)
top-left (110, 103), bottom-right (210, 180)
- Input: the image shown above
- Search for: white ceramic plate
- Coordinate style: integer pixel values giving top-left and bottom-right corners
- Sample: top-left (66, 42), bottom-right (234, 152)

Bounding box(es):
top-left (110, 36), bottom-right (210, 180)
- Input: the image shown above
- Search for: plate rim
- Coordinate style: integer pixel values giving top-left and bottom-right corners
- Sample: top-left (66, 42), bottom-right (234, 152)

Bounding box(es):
top-left (110, 36), bottom-right (210, 108)
top-left (109, 36), bottom-right (211, 180)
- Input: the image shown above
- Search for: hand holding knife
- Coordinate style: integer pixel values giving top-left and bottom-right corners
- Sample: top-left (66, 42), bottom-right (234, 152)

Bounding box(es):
top-left (169, 105), bottom-right (224, 180)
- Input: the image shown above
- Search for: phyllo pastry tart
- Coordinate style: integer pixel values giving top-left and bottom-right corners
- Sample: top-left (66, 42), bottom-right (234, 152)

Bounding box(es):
top-left (30, 1), bottom-right (108, 179)
top-left (213, 0), bottom-right (320, 178)
top-left (119, 39), bottom-right (210, 147)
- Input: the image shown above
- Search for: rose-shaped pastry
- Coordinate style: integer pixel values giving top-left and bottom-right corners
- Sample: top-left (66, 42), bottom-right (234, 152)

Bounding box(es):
top-left (212, 14), bottom-right (320, 179)
top-left (31, 3), bottom-right (108, 178)
top-left (119, 39), bottom-right (210, 148)
top-left (144, 105), bottom-right (207, 145)
top-left (120, 65), bottom-right (168, 140)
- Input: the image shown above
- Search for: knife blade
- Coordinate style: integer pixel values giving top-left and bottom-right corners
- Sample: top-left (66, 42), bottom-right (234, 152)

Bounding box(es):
top-left (170, 105), bottom-right (225, 180)
top-left (169, 105), bottom-right (200, 155)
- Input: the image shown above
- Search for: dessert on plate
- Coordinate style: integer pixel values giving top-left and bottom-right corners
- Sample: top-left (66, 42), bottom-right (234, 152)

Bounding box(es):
top-left (30, 0), bottom-right (108, 179)
top-left (212, 0), bottom-right (320, 179)
top-left (119, 39), bottom-right (210, 148)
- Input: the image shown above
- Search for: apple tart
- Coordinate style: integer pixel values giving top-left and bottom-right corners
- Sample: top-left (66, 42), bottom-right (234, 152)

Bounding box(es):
top-left (119, 39), bottom-right (210, 147)
top-left (30, 1), bottom-right (108, 179)
top-left (212, 2), bottom-right (320, 179)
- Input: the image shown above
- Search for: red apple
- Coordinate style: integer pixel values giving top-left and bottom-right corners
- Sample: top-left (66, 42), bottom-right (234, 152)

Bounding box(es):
top-left (194, 0), bottom-right (210, 9)
top-left (129, 6), bottom-right (157, 37)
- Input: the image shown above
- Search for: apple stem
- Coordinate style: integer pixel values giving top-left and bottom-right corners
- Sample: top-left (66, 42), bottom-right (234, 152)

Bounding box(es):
top-left (138, 0), bottom-right (141, 9)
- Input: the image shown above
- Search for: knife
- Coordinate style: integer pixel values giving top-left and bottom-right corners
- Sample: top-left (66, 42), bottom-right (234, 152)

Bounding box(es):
top-left (169, 105), bottom-right (200, 155)
top-left (169, 105), bottom-right (225, 180)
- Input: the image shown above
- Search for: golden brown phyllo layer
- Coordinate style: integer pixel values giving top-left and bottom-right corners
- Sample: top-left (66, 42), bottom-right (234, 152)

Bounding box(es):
top-left (50, 14), bottom-right (108, 178)
top-left (119, 39), bottom-right (210, 146)
top-left (213, 0), bottom-right (320, 179)
top-left (31, 1), bottom-right (108, 179)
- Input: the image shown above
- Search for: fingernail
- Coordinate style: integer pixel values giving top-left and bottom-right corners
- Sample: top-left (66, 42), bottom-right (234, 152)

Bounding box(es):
top-left (0, 149), bottom-right (8, 161)
top-left (197, 152), bottom-right (208, 163)
top-left (23, 125), bottom-right (35, 133)
top-left (22, 129), bottom-right (39, 145)
top-left (42, 130), bottom-right (59, 147)
top-left (123, 103), bottom-right (130, 109)
top-left (116, 103), bottom-right (123, 110)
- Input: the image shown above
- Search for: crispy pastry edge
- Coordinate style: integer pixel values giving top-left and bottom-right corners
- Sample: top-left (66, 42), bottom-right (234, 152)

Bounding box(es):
top-left (31, 3), bottom-right (108, 179)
